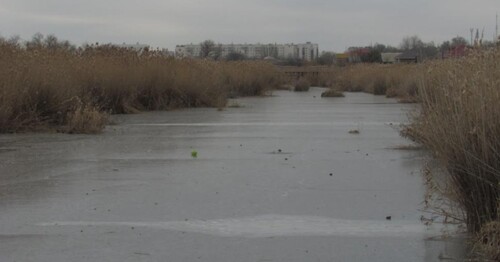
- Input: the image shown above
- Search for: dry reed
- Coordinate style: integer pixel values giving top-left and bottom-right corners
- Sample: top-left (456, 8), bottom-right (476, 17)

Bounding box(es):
top-left (474, 221), bottom-right (500, 260)
top-left (405, 49), bottom-right (500, 235)
top-left (326, 51), bottom-right (500, 258)
top-left (321, 89), bottom-right (344, 97)
top-left (0, 41), bottom-right (282, 133)
top-left (321, 63), bottom-right (420, 101)
top-left (294, 78), bottom-right (311, 92)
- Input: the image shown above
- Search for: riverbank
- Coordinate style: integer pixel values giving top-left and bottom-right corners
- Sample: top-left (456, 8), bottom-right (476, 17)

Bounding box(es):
top-left (318, 63), bottom-right (420, 102)
top-left (0, 42), bottom-right (282, 134)
top-left (324, 49), bottom-right (500, 259)
top-left (406, 49), bottom-right (500, 260)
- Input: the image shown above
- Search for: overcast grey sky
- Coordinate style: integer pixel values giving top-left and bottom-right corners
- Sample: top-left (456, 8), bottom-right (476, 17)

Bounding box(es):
top-left (0, 0), bottom-right (499, 52)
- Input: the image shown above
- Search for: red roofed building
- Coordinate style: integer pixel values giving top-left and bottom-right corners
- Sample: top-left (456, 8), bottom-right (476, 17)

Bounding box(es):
top-left (347, 47), bottom-right (371, 63)
top-left (443, 44), bottom-right (468, 59)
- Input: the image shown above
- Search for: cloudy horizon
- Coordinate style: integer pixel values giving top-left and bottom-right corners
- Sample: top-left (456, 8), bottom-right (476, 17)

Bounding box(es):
top-left (1, 0), bottom-right (499, 52)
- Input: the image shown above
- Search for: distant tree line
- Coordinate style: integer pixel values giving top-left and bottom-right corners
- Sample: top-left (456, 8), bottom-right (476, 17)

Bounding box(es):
top-left (168, 35), bottom-right (499, 66)
top-left (0, 33), bottom-right (77, 52)
top-left (0, 33), bottom-right (179, 57)
top-left (315, 34), bottom-right (498, 65)
top-left (6, 33), bottom-right (492, 66)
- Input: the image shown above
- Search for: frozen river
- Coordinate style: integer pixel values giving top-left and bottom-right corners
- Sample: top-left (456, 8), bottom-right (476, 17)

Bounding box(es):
top-left (0, 88), bottom-right (465, 261)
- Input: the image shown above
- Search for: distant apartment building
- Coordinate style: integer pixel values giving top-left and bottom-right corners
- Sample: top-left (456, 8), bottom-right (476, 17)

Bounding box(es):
top-left (219, 44), bottom-right (279, 58)
top-left (175, 44), bottom-right (202, 57)
top-left (175, 42), bottom-right (319, 61)
top-left (277, 44), bottom-right (296, 59)
top-left (295, 43), bottom-right (319, 61)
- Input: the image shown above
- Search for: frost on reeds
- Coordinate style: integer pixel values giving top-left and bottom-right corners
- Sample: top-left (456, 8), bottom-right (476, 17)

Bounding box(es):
top-left (404, 49), bottom-right (500, 235)
top-left (0, 41), bottom-right (282, 133)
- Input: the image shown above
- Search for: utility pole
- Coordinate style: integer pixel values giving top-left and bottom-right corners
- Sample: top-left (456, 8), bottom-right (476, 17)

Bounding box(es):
top-left (470, 28), bottom-right (474, 45)
top-left (480, 27), bottom-right (485, 46)
top-left (496, 13), bottom-right (498, 42)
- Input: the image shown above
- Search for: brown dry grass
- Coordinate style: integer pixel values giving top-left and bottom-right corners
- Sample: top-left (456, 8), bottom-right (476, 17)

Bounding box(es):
top-left (405, 49), bottom-right (500, 236)
top-left (474, 221), bottom-right (500, 261)
top-left (321, 88), bottom-right (344, 97)
top-left (339, 50), bottom-right (500, 260)
top-left (322, 63), bottom-right (420, 101)
top-left (64, 104), bottom-right (109, 134)
top-left (294, 78), bottom-right (311, 92)
top-left (0, 41), bottom-right (282, 133)
top-left (388, 144), bottom-right (423, 150)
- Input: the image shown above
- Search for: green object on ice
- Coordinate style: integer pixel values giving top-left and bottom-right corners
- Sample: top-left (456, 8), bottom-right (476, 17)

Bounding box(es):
top-left (191, 150), bottom-right (198, 158)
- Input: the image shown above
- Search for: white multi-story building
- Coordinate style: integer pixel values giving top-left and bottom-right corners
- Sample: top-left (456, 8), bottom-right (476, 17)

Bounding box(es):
top-left (175, 42), bottom-right (319, 61)
top-left (175, 44), bottom-right (202, 57)
top-left (296, 42), bottom-right (319, 61)
top-left (277, 44), bottom-right (296, 59)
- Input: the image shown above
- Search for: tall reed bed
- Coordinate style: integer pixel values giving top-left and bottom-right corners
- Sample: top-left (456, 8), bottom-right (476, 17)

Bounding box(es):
top-left (0, 42), bottom-right (282, 133)
top-left (405, 50), bottom-right (500, 236)
top-left (323, 64), bottom-right (420, 101)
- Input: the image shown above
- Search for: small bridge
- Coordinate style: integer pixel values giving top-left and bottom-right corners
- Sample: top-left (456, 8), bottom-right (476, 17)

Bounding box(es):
top-left (277, 66), bottom-right (333, 80)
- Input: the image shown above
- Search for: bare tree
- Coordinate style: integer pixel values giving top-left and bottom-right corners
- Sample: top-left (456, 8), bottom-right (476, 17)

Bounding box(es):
top-left (440, 41), bottom-right (451, 52)
top-left (226, 52), bottom-right (246, 61)
top-left (210, 44), bottom-right (223, 60)
top-left (451, 36), bottom-right (468, 47)
top-left (44, 34), bottom-right (59, 50)
top-left (60, 40), bottom-right (77, 52)
top-left (316, 52), bottom-right (335, 65)
top-left (400, 35), bottom-right (424, 51)
top-left (421, 42), bottom-right (438, 59)
top-left (26, 33), bottom-right (45, 50)
top-left (200, 40), bottom-right (215, 58)
top-left (6, 35), bottom-right (21, 46)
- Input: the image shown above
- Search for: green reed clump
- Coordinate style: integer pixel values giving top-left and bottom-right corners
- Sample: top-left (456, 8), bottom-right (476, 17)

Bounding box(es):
top-left (0, 39), bottom-right (282, 133)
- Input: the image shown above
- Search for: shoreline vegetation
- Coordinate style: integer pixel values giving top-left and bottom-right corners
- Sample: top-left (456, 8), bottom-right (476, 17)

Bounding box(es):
top-left (323, 48), bottom-right (499, 259)
top-left (336, 48), bottom-right (500, 261)
top-left (316, 64), bottom-right (420, 102)
top-left (406, 49), bottom-right (500, 260)
top-left (0, 39), bottom-right (282, 133)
